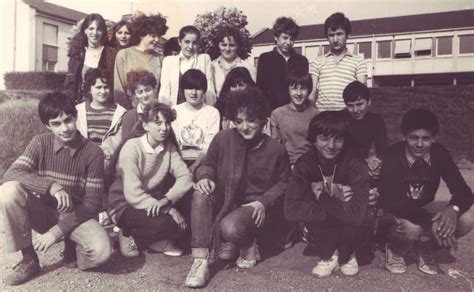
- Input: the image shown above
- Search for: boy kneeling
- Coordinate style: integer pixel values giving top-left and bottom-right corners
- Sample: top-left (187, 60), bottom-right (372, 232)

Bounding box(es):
top-left (0, 92), bottom-right (112, 285)
top-left (285, 111), bottom-right (371, 277)
top-left (380, 108), bottom-right (473, 275)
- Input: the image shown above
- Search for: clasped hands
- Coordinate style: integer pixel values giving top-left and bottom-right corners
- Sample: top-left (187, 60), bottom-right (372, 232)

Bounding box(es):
top-left (311, 181), bottom-right (379, 206)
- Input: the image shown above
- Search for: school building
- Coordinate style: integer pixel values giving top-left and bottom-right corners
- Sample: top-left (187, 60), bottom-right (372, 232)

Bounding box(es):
top-left (251, 9), bottom-right (474, 87)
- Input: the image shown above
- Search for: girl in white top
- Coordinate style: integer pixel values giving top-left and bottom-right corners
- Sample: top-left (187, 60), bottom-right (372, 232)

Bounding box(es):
top-left (159, 26), bottom-right (216, 106)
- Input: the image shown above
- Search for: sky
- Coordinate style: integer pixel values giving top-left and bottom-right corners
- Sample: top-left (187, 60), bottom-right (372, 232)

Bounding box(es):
top-left (43, 0), bottom-right (474, 37)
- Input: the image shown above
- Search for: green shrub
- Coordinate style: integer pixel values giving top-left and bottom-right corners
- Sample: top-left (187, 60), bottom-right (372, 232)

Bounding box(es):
top-left (0, 98), bottom-right (47, 178)
top-left (4, 71), bottom-right (67, 91)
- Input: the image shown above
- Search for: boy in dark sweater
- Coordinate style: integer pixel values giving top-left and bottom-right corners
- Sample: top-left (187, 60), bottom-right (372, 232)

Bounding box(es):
top-left (285, 111), bottom-right (370, 278)
top-left (380, 108), bottom-right (473, 275)
top-left (0, 92), bottom-right (112, 286)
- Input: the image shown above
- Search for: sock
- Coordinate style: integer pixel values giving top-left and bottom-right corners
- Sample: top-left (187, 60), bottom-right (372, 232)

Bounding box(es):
top-left (21, 246), bottom-right (39, 262)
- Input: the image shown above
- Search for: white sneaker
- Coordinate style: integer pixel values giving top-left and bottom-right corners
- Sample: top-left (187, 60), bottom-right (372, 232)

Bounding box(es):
top-left (185, 258), bottom-right (209, 288)
top-left (312, 254), bottom-right (339, 278)
top-left (340, 256), bottom-right (359, 276)
top-left (148, 240), bottom-right (183, 257)
top-left (118, 229), bottom-right (139, 257)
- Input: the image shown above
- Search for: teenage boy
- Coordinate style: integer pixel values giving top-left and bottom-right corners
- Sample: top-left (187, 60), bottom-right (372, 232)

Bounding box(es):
top-left (379, 108), bottom-right (473, 275)
top-left (309, 12), bottom-right (367, 112)
top-left (270, 71), bottom-right (319, 166)
top-left (0, 92), bottom-right (112, 286)
top-left (285, 111), bottom-right (371, 278)
top-left (257, 17), bottom-right (309, 110)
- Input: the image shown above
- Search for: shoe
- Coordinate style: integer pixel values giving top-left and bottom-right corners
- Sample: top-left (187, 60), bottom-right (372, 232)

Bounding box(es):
top-left (118, 229), bottom-right (139, 257)
top-left (340, 256), bottom-right (359, 276)
top-left (61, 239), bottom-right (78, 269)
top-left (4, 258), bottom-right (40, 286)
top-left (416, 242), bottom-right (439, 275)
top-left (148, 240), bottom-right (183, 257)
top-left (385, 244), bottom-right (406, 274)
top-left (312, 254), bottom-right (339, 278)
top-left (218, 242), bottom-right (239, 260)
top-left (98, 211), bottom-right (113, 228)
top-left (185, 258), bottom-right (209, 288)
top-left (236, 241), bottom-right (260, 269)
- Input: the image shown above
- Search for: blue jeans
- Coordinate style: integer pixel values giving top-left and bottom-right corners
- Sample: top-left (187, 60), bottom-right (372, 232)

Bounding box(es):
top-left (0, 181), bottom-right (112, 270)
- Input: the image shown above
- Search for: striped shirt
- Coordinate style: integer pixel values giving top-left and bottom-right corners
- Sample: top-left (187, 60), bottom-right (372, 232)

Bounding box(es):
top-left (3, 132), bottom-right (105, 235)
top-left (86, 102), bottom-right (117, 144)
top-left (310, 51), bottom-right (367, 111)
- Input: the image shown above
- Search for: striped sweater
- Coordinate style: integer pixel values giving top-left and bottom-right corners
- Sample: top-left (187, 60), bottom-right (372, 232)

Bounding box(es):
top-left (3, 132), bottom-right (105, 237)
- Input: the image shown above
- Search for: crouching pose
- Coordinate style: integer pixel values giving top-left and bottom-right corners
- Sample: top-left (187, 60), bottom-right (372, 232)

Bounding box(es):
top-left (185, 87), bottom-right (291, 288)
top-left (285, 111), bottom-right (371, 278)
top-left (107, 102), bottom-right (193, 257)
top-left (379, 108), bottom-right (473, 275)
top-left (0, 92), bottom-right (112, 286)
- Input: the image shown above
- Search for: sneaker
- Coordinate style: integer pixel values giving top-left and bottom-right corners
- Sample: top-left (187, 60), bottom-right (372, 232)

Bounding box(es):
top-left (416, 243), bottom-right (439, 275)
top-left (185, 258), bottom-right (209, 288)
top-left (98, 211), bottom-right (113, 228)
top-left (218, 242), bottom-right (239, 260)
top-left (118, 229), bottom-right (139, 257)
top-left (385, 244), bottom-right (406, 274)
top-left (340, 256), bottom-right (359, 276)
top-left (148, 240), bottom-right (183, 257)
top-left (312, 254), bottom-right (339, 278)
top-left (236, 241), bottom-right (260, 269)
top-left (4, 258), bottom-right (40, 286)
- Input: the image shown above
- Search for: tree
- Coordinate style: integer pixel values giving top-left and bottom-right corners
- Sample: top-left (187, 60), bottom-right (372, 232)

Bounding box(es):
top-left (194, 7), bottom-right (252, 60)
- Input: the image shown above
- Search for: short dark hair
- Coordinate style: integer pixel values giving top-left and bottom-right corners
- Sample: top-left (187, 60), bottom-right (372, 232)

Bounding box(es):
top-left (401, 108), bottom-right (439, 136)
top-left (179, 25), bottom-right (201, 41)
top-left (287, 71), bottom-right (313, 94)
top-left (180, 69), bottom-right (207, 93)
top-left (131, 13), bottom-right (168, 46)
top-left (225, 87), bottom-right (270, 121)
top-left (126, 70), bottom-right (157, 96)
top-left (343, 81), bottom-right (370, 103)
top-left (324, 12), bottom-right (351, 36)
top-left (39, 91), bottom-right (77, 125)
top-left (83, 68), bottom-right (110, 100)
top-left (163, 37), bottom-right (180, 56)
top-left (273, 17), bottom-right (299, 39)
top-left (307, 111), bottom-right (348, 142)
top-left (220, 67), bottom-right (256, 98)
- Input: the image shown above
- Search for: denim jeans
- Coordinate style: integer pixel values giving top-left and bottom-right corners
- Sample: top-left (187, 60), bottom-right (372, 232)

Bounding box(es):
top-left (0, 181), bottom-right (112, 270)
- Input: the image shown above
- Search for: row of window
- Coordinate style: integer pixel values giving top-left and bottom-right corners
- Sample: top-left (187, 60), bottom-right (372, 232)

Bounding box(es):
top-left (42, 23), bottom-right (58, 71)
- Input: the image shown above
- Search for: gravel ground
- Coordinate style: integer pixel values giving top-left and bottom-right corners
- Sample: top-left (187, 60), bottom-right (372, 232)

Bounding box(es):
top-left (1, 169), bottom-right (473, 291)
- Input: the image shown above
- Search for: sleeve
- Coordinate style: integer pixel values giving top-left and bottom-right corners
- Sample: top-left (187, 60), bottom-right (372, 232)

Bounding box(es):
top-left (158, 57), bottom-right (172, 105)
top-left (356, 58), bottom-right (368, 83)
top-left (284, 159), bottom-right (327, 222)
top-left (247, 63), bottom-right (257, 83)
top-left (56, 151), bottom-right (105, 235)
top-left (309, 58), bottom-right (321, 79)
top-left (165, 148), bottom-right (193, 204)
top-left (256, 53), bottom-right (269, 93)
top-left (202, 108), bottom-right (220, 151)
top-left (374, 116), bottom-right (389, 157)
top-left (195, 132), bottom-right (220, 181)
top-left (318, 159), bottom-right (370, 226)
top-left (257, 150), bottom-right (291, 208)
top-left (113, 51), bottom-right (130, 109)
top-left (63, 57), bottom-right (76, 98)
top-left (203, 54), bottom-right (216, 106)
top-left (4, 136), bottom-right (54, 195)
top-left (270, 110), bottom-right (282, 143)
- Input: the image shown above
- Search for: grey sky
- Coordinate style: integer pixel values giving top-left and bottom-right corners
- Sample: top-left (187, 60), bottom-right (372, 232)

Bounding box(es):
top-left (49, 0), bottom-right (474, 37)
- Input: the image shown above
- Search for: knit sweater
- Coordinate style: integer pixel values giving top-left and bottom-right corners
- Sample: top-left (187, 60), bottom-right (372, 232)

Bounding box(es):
top-left (270, 103), bottom-right (319, 164)
top-left (284, 147), bottom-right (370, 226)
top-left (107, 135), bottom-right (193, 223)
top-left (3, 132), bottom-right (104, 237)
top-left (380, 142), bottom-right (473, 226)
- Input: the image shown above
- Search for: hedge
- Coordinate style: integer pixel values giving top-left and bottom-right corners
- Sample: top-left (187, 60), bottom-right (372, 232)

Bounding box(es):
top-left (4, 71), bottom-right (67, 91)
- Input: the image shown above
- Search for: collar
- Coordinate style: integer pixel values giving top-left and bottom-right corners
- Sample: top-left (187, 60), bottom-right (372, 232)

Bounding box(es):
top-left (324, 48), bottom-right (353, 58)
top-left (140, 134), bottom-right (165, 154)
top-left (53, 132), bottom-right (86, 157)
top-left (137, 103), bottom-right (145, 114)
top-left (272, 47), bottom-right (295, 58)
top-left (216, 55), bottom-right (243, 65)
top-left (179, 51), bottom-right (197, 61)
top-left (405, 147), bottom-right (431, 167)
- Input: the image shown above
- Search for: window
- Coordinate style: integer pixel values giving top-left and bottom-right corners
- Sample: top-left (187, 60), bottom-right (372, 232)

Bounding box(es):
top-left (358, 42), bottom-right (372, 59)
top-left (305, 46), bottom-right (319, 60)
top-left (414, 38), bottom-right (432, 56)
top-left (42, 23), bottom-right (58, 71)
top-left (394, 39), bottom-right (411, 58)
top-left (437, 36), bottom-right (452, 55)
top-left (377, 41), bottom-right (391, 59)
top-left (346, 43), bottom-right (355, 54)
top-left (459, 34), bottom-right (474, 54)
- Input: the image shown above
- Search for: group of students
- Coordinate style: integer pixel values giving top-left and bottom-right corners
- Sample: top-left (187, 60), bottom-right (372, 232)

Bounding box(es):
top-left (0, 10), bottom-right (473, 289)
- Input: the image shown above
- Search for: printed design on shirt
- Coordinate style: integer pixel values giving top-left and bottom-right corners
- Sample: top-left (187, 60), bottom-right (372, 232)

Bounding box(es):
top-left (180, 120), bottom-right (204, 148)
top-left (405, 159), bottom-right (432, 200)
top-left (408, 183), bottom-right (424, 200)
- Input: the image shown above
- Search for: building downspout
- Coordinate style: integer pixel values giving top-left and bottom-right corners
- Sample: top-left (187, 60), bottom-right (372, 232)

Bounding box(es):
top-left (13, 0), bottom-right (18, 70)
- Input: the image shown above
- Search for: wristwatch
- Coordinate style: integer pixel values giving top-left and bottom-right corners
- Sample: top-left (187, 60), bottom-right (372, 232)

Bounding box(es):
top-left (451, 205), bottom-right (460, 213)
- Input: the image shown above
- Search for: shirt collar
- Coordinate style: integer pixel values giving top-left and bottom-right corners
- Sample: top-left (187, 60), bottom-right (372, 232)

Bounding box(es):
top-left (179, 51), bottom-right (197, 61)
top-left (140, 134), bottom-right (164, 154)
top-left (137, 103), bottom-right (145, 114)
top-left (405, 147), bottom-right (431, 167)
top-left (324, 48), bottom-right (353, 58)
top-left (53, 132), bottom-right (86, 157)
top-left (216, 55), bottom-right (243, 65)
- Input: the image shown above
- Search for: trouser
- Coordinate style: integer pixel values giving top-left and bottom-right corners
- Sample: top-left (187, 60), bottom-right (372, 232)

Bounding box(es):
top-left (304, 217), bottom-right (372, 264)
top-left (0, 181), bottom-right (112, 270)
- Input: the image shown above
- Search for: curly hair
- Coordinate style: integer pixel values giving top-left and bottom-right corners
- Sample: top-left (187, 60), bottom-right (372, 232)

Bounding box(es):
top-left (82, 68), bottom-right (111, 101)
top-left (273, 17), bottom-right (299, 39)
top-left (225, 87), bottom-right (270, 121)
top-left (125, 70), bottom-right (157, 96)
top-left (130, 12), bottom-right (168, 46)
top-left (109, 20), bottom-right (133, 49)
top-left (208, 24), bottom-right (248, 60)
top-left (68, 13), bottom-right (108, 58)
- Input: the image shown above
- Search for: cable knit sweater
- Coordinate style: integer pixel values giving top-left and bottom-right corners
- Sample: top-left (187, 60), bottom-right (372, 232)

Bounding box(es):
top-left (107, 135), bottom-right (193, 223)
